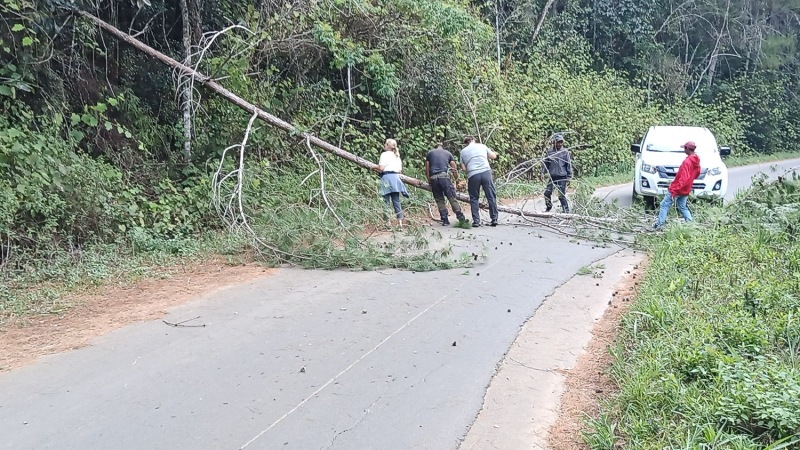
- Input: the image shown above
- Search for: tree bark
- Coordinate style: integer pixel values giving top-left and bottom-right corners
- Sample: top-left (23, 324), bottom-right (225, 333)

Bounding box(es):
top-left (495, 0), bottom-right (501, 71)
top-left (179, 0), bottom-right (193, 162)
top-left (77, 10), bottom-right (594, 222)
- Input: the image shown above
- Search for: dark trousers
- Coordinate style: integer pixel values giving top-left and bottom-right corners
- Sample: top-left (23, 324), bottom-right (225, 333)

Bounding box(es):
top-left (430, 175), bottom-right (464, 222)
top-left (467, 171), bottom-right (498, 224)
top-left (383, 192), bottom-right (403, 219)
top-left (544, 178), bottom-right (569, 212)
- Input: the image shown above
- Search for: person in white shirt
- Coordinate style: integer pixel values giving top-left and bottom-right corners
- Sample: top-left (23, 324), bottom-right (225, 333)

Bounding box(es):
top-left (459, 136), bottom-right (498, 227)
top-left (375, 138), bottom-right (409, 228)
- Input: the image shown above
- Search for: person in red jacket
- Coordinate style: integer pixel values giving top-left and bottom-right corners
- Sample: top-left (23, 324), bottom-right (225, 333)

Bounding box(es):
top-left (653, 141), bottom-right (701, 229)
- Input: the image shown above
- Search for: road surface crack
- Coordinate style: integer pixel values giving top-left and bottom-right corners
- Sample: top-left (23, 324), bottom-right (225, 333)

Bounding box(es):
top-left (509, 357), bottom-right (555, 373)
top-left (320, 396), bottom-right (383, 450)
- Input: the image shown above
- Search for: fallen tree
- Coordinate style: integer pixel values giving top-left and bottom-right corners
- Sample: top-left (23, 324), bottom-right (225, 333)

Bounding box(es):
top-left (76, 9), bottom-right (608, 223)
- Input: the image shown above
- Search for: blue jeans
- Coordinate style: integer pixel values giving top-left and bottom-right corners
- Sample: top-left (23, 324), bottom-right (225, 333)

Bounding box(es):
top-left (656, 192), bottom-right (692, 227)
top-left (467, 170), bottom-right (498, 224)
top-left (383, 192), bottom-right (403, 219)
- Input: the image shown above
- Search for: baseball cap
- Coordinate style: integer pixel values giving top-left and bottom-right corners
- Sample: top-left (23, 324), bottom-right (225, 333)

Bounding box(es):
top-left (554, 133), bottom-right (564, 142)
top-left (681, 141), bottom-right (697, 150)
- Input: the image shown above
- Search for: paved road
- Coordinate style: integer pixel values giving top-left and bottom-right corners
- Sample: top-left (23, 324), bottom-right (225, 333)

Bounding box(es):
top-left (595, 158), bottom-right (800, 207)
top-left (0, 221), bottom-right (617, 449)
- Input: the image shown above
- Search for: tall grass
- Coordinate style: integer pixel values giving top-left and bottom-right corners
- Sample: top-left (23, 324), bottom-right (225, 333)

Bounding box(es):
top-left (588, 173), bottom-right (800, 449)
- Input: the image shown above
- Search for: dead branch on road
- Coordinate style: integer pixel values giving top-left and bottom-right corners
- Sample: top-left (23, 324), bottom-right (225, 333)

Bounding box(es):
top-left (163, 316), bottom-right (206, 328)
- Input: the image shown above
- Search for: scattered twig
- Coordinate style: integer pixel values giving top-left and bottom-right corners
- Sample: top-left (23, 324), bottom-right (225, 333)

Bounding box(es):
top-left (163, 316), bottom-right (206, 328)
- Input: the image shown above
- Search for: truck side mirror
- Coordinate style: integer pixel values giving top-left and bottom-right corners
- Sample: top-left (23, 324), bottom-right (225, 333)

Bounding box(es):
top-left (631, 144), bottom-right (641, 153)
top-left (719, 146), bottom-right (731, 156)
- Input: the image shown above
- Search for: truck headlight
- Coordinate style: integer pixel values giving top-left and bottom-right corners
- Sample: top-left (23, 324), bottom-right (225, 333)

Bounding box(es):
top-left (641, 163), bottom-right (657, 174)
top-left (708, 167), bottom-right (722, 176)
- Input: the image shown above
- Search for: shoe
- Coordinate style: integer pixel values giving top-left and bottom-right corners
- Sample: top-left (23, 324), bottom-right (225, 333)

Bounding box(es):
top-left (652, 222), bottom-right (663, 231)
top-left (545, 206), bottom-right (552, 212)
top-left (472, 222), bottom-right (481, 228)
top-left (441, 219), bottom-right (450, 226)
top-left (490, 221), bottom-right (497, 227)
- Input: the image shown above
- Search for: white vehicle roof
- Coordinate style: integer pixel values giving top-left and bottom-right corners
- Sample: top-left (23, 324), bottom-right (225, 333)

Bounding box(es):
top-left (644, 126), bottom-right (720, 155)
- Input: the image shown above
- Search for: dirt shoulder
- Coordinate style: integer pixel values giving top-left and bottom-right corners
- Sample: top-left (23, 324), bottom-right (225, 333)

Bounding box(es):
top-left (0, 260), bottom-right (271, 372)
top-left (547, 257), bottom-right (645, 449)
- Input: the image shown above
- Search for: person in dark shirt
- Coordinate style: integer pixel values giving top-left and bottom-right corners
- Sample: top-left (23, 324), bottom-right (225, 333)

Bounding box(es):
top-left (541, 133), bottom-right (573, 213)
top-left (426, 143), bottom-right (467, 226)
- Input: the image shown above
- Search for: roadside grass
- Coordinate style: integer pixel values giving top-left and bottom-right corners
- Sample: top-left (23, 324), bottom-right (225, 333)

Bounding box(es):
top-left (0, 232), bottom-right (253, 320)
top-left (724, 151), bottom-right (800, 168)
top-left (585, 174), bottom-right (800, 449)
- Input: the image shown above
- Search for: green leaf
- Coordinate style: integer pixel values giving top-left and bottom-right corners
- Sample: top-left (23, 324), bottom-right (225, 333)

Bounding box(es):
top-left (93, 102), bottom-right (107, 113)
top-left (107, 97), bottom-right (118, 106)
top-left (21, 37), bottom-right (33, 47)
top-left (11, 24), bottom-right (25, 32)
top-left (13, 81), bottom-right (32, 92)
top-left (81, 114), bottom-right (98, 127)
top-left (70, 113), bottom-right (81, 126)
top-left (104, 121), bottom-right (113, 131)
top-left (0, 85), bottom-right (12, 98)
top-left (70, 130), bottom-right (85, 142)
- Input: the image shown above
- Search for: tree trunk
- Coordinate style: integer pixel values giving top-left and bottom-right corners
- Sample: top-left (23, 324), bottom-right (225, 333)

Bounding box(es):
top-left (495, 0), bottom-right (501, 71)
top-left (531, 0), bottom-right (557, 46)
top-left (77, 10), bottom-right (598, 222)
top-left (179, 0), bottom-right (193, 163)
top-left (707, 53), bottom-right (717, 88)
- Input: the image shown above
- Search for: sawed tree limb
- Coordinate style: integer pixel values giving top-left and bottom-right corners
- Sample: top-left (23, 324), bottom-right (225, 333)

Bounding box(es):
top-left (76, 9), bottom-right (606, 222)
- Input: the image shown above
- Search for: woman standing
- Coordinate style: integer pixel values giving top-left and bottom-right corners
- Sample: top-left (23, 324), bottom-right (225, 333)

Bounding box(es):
top-left (375, 138), bottom-right (409, 228)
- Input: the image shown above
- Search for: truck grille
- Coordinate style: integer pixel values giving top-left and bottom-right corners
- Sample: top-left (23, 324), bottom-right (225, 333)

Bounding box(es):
top-left (657, 181), bottom-right (707, 190)
top-left (657, 166), bottom-right (707, 180)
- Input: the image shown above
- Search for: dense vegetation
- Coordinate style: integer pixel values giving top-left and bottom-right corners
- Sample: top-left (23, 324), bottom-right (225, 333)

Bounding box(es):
top-left (1, 1), bottom-right (798, 275)
top-left (592, 175), bottom-right (800, 449)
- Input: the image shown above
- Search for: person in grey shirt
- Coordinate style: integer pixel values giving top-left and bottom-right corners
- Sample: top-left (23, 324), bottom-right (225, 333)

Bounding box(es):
top-left (426, 143), bottom-right (467, 226)
top-left (459, 136), bottom-right (498, 227)
top-left (541, 133), bottom-right (573, 213)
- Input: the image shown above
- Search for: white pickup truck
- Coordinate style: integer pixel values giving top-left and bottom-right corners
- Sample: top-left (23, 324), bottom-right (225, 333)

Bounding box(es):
top-left (631, 126), bottom-right (732, 208)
